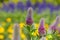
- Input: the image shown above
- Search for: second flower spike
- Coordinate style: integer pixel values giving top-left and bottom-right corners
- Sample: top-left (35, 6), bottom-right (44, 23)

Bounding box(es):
top-left (38, 18), bottom-right (46, 36)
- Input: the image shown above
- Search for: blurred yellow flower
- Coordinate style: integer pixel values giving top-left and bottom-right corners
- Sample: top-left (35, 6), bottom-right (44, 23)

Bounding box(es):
top-left (9, 34), bottom-right (12, 39)
top-left (7, 25), bottom-right (13, 33)
top-left (32, 30), bottom-right (39, 36)
top-left (45, 24), bottom-right (49, 31)
top-left (0, 35), bottom-right (4, 39)
top-left (8, 29), bottom-right (13, 33)
top-left (32, 32), bottom-right (37, 36)
top-left (0, 27), bottom-right (4, 33)
top-left (46, 36), bottom-right (48, 40)
top-left (19, 23), bottom-right (25, 28)
top-left (6, 18), bottom-right (11, 22)
top-left (34, 23), bottom-right (39, 29)
top-left (35, 30), bottom-right (39, 36)
top-left (20, 33), bottom-right (26, 39)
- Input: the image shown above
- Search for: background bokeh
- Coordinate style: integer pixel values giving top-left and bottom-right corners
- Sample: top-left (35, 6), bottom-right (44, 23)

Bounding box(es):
top-left (0, 0), bottom-right (60, 40)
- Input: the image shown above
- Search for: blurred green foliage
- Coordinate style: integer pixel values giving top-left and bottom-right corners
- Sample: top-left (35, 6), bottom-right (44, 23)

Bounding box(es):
top-left (0, 10), bottom-right (59, 25)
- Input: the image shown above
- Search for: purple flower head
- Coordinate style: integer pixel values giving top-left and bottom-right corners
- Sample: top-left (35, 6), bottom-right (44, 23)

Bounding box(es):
top-left (38, 18), bottom-right (46, 36)
top-left (26, 0), bottom-right (32, 9)
top-left (8, 2), bottom-right (15, 12)
top-left (47, 4), bottom-right (54, 14)
top-left (50, 16), bottom-right (60, 32)
top-left (13, 23), bottom-right (20, 40)
top-left (36, 2), bottom-right (43, 13)
top-left (2, 3), bottom-right (9, 12)
top-left (26, 7), bottom-right (33, 25)
top-left (16, 2), bottom-right (25, 11)
top-left (41, 0), bottom-right (47, 10)
top-left (9, 2), bottom-right (15, 9)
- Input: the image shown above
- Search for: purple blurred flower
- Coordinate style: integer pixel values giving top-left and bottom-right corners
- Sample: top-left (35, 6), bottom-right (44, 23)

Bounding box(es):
top-left (38, 18), bottom-right (46, 36)
top-left (50, 16), bottom-right (60, 32)
top-left (37, 0), bottom-right (47, 13)
top-left (41, 0), bottom-right (47, 10)
top-left (26, 7), bottom-right (33, 25)
top-left (16, 2), bottom-right (25, 11)
top-left (47, 3), bottom-right (54, 15)
top-left (8, 2), bottom-right (15, 12)
top-left (35, 2), bottom-right (43, 13)
top-left (2, 3), bottom-right (9, 12)
top-left (55, 5), bottom-right (60, 16)
top-left (33, 1), bottom-right (39, 9)
top-left (26, 0), bottom-right (32, 9)
top-left (38, 3), bottom-right (47, 13)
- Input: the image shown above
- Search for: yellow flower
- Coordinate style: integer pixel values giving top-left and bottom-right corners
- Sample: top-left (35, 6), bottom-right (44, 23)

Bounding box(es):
top-left (0, 27), bottom-right (4, 33)
top-left (19, 23), bottom-right (25, 28)
top-left (0, 35), bottom-right (4, 39)
top-left (35, 30), bottom-right (39, 36)
top-left (20, 33), bottom-right (26, 39)
top-left (32, 30), bottom-right (39, 36)
top-left (8, 29), bottom-right (13, 33)
top-left (7, 25), bottom-right (13, 33)
top-left (45, 24), bottom-right (49, 31)
top-left (46, 36), bottom-right (48, 40)
top-left (34, 23), bottom-right (39, 29)
top-left (6, 18), bottom-right (11, 22)
top-left (9, 34), bottom-right (12, 39)
top-left (32, 32), bottom-right (37, 36)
